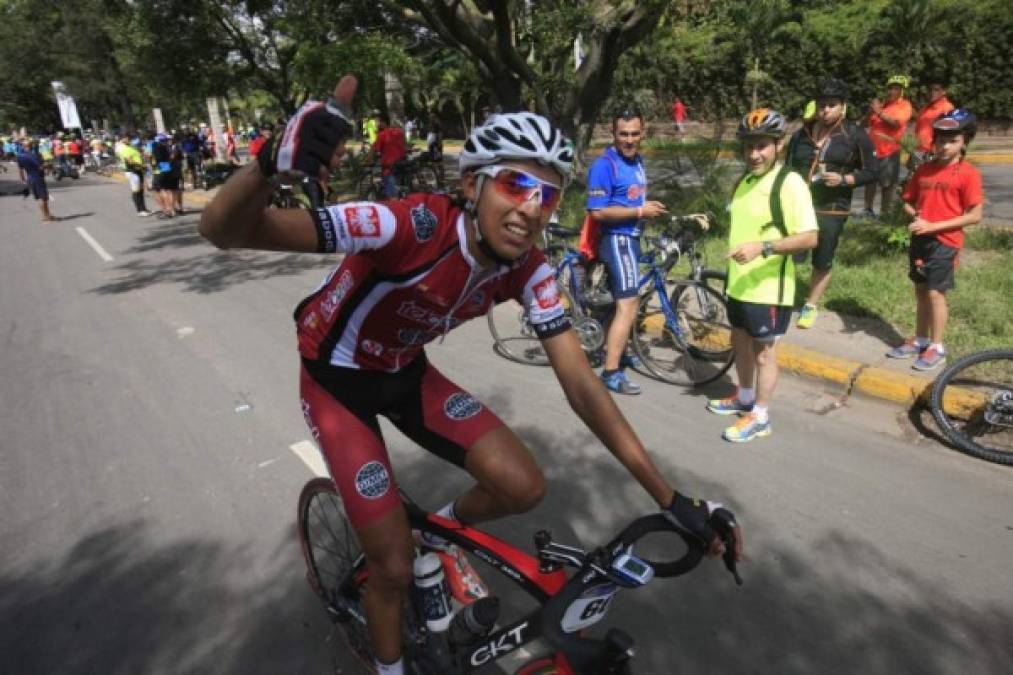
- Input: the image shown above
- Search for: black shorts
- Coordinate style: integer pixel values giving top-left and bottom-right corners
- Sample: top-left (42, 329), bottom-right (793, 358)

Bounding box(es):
top-left (801, 213), bottom-right (847, 271)
top-left (909, 237), bottom-right (958, 291)
top-left (27, 177), bottom-right (48, 201)
top-left (154, 172), bottom-right (180, 191)
top-left (727, 297), bottom-right (791, 341)
top-left (877, 152), bottom-right (901, 188)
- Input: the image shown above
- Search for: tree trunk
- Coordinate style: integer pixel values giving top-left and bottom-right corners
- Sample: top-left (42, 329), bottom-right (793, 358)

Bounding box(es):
top-left (384, 72), bottom-right (406, 124)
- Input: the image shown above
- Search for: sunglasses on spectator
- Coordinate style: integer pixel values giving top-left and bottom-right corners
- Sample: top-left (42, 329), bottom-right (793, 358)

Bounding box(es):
top-left (475, 165), bottom-right (562, 212)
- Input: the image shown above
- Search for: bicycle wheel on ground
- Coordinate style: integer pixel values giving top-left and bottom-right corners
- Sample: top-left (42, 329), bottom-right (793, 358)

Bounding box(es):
top-left (632, 282), bottom-right (734, 386)
top-left (487, 284), bottom-right (582, 366)
top-left (930, 349), bottom-right (1013, 465)
top-left (298, 478), bottom-right (374, 670)
top-left (411, 165), bottom-right (440, 192)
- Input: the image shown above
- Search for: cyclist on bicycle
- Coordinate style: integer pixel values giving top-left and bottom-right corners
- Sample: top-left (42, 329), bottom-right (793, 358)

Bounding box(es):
top-left (199, 75), bottom-right (742, 675)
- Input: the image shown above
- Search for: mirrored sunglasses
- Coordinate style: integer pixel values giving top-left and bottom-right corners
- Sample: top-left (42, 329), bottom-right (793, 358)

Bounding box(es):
top-left (476, 165), bottom-right (562, 212)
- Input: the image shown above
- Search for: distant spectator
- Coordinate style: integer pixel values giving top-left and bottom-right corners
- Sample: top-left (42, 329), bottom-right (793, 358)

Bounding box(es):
top-left (670, 97), bottom-right (687, 133)
top-left (909, 80), bottom-right (954, 175)
top-left (181, 128), bottom-right (203, 188)
top-left (16, 140), bottom-right (55, 222)
top-left (151, 133), bottom-right (179, 218)
top-left (115, 134), bottom-right (151, 217)
top-left (363, 113), bottom-right (407, 198)
top-left (224, 127), bottom-right (239, 164)
top-left (425, 111), bottom-right (443, 162)
top-left (886, 109), bottom-right (982, 371)
top-left (248, 122), bottom-right (274, 159)
top-left (405, 118), bottom-right (415, 143)
top-left (480, 105), bottom-right (493, 123)
top-left (364, 110), bottom-right (379, 145)
top-left (860, 74), bottom-right (913, 220)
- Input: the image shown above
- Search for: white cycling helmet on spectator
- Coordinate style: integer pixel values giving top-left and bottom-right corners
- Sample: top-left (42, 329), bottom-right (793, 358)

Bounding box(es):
top-left (460, 112), bottom-right (574, 185)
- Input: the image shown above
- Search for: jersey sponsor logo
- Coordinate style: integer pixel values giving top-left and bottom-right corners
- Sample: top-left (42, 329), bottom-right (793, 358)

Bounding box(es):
top-left (410, 203), bottom-right (437, 242)
top-left (532, 276), bottom-right (560, 310)
top-left (588, 188), bottom-right (607, 198)
top-left (320, 270), bottom-right (354, 321)
top-left (397, 328), bottom-right (428, 346)
top-left (444, 392), bottom-right (482, 420)
top-left (354, 461), bottom-right (390, 499)
top-left (627, 184), bottom-right (643, 201)
top-left (396, 300), bottom-right (460, 331)
top-left (302, 311), bottom-right (320, 330)
top-left (344, 205), bottom-right (381, 237)
top-left (360, 339), bottom-right (384, 356)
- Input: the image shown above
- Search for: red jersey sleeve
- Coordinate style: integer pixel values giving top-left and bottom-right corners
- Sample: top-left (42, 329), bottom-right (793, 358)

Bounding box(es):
top-left (959, 163), bottom-right (984, 210)
top-left (902, 166), bottom-right (922, 205)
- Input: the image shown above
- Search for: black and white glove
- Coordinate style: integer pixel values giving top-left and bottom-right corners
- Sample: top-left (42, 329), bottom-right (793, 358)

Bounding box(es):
top-left (257, 97), bottom-right (353, 180)
top-left (663, 492), bottom-right (730, 548)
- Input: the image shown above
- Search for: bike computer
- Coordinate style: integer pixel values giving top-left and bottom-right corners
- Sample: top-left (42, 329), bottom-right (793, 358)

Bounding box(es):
top-left (610, 553), bottom-right (654, 586)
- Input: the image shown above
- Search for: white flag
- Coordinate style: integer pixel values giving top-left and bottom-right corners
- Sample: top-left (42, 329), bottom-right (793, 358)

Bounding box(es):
top-left (51, 81), bottom-right (82, 130)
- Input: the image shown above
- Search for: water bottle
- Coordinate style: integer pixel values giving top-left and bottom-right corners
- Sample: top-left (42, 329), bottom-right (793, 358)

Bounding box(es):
top-left (413, 552), bottom-right (452, 633)
top-left (449, 596), bottom-right (500, 646)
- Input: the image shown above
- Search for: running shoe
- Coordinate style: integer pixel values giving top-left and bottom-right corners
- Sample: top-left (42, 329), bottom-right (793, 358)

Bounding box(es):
top-left (886, 339), bottom-right (926, 359)
top-left (796, 304), bottom-right (817, 329)
top-left (601, 370), bottom-right (641, 395)
top-left (722, 412), bottom-right (772, 443)
top-left (912, 346), bottom-right (946, 371)
top-left (706, 396), bottom-right (753, 416)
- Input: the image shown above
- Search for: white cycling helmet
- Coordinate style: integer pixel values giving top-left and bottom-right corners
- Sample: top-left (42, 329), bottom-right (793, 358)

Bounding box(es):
top-left (460, 112), bottom-right (574, 185)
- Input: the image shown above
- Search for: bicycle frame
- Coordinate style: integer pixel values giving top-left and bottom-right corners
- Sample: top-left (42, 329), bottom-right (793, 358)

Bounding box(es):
top-left (332, 495), bottom-right (716, 674)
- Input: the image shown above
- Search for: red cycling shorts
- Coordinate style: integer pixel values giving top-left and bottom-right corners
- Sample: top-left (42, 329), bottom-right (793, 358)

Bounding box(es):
top-left (299, 354), bottom-right (503, 529)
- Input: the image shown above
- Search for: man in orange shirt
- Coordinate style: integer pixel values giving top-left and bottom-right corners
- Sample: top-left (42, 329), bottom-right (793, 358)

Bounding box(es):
top-left (909, 81), bottom-right (954, 174)
top-left (861, 75), bottom-right (913, 220)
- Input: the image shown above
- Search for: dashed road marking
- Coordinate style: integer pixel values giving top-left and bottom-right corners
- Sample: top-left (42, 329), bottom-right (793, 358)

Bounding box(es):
top-left (75, 226), bottom-right (114, 262)
top-left (290, 440), bottom-right (328, 477)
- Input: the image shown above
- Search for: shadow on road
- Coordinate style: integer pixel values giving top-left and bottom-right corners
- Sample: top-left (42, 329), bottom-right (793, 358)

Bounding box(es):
top-left (823, 297), bottom-right (907, 348)
top-left (53, 211), bottom-right (95, 222)
top-left (0, 520), bottom-right (333, 675)
top-left (3, 420), bottom-right (1010, 674)
top-left (90, 246), bottom-right (336, 296)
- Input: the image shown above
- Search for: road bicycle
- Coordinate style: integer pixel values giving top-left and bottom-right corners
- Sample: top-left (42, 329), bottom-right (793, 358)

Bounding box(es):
top-left (358, 152), bottom-right (442, 201)
top-left (631, 215), bottom-right (733, 386)
top-left (487, 215), bottom-right (733, 387)
top-left (929, 348), bottom-right (1013, 466)
top-left (298, 478), bottom-right (741, 674)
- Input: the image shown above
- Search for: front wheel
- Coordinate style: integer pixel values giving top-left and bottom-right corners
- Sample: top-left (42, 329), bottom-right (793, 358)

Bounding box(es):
top-left (632, 282), bottom-right (734, 386)
top-left (930, 349), bottom-right (1013, 465)
top-left (298, 478), bottom-right (374, 671)
top-left (487, 284), bottom-right (582, 366)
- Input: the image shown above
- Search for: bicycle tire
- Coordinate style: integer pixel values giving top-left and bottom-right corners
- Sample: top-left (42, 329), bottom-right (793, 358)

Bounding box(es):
top-left (632, 282), bottom-right (734, 386)
top-left (298, 478), bottom-right (375, 671)
top-left (488, 284), bottom-right (582, 366)
top-left (357, 173), bottom-right (378, 200)
top-left (929, 349), bottom-right (1013, 465)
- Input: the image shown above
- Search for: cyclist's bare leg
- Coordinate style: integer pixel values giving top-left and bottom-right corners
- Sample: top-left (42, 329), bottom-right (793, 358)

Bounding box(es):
top-left (603, 296), bottom-right (639, 371)
top-left (753, 339), bottom-right (778, 409)
top-left (454, 425), bottom-right (545, 524)
top-left (357, 506), bottom-right (415, 665)
top-left (731, 328), bottom-right (755, 392)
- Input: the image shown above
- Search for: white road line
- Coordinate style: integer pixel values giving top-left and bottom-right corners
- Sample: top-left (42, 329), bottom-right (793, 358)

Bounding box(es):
top-left (289, 440), bottom-right (328, 477)
top-left (257, 458), bottom-right (279, 469)
top-left (75, 226), bottom-right (113, 262)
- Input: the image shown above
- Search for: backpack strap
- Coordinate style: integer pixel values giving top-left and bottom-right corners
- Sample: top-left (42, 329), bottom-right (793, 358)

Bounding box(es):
top-left (768, 164), bottom-right (791, 238)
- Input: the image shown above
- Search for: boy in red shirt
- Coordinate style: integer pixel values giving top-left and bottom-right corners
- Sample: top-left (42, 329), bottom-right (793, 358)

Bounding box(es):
top-left (887, 109), bottom-right (983, 370)
top-left (862, 74), bottom-right (913, 220)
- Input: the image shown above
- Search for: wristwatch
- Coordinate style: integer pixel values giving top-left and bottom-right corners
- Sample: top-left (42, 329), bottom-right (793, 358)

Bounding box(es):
top-left (762, 241), bottom-right (775, 258)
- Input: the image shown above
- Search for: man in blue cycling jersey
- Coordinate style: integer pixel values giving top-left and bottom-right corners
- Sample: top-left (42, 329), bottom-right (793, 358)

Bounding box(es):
top-left (586, 107), bottom-right (667, 395)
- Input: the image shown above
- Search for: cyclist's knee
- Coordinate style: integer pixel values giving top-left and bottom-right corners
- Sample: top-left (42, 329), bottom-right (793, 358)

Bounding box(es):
top-left (367, 548), bottom-right (414, 593)
top-left (502, 469), bottom-right (545, 514)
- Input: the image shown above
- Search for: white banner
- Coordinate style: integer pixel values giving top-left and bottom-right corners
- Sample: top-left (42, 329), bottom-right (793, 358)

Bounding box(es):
top-left (152, 108), bottom-right (166, 134)
top-left (51, 81), bottom-right (82, 130)
top-left (206, 97), bottom-right (226, 162)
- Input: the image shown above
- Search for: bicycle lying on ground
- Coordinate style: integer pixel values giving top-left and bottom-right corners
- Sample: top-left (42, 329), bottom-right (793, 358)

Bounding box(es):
top-left (357, 152), bottom-right (443, 200)
top-left (298, 479), bottom-right (741, 674)
top-left (487, 214), bottom-right (733, 386)
top-left (930, 348), bottom-right (1013, 466)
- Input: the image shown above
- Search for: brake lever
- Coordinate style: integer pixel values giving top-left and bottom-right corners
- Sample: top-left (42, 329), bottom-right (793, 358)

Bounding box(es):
top-left (710, 508), bottom-right (743, 586)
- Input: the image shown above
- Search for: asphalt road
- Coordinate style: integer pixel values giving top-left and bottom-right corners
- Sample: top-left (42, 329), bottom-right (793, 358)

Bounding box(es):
top-left (1, 173), bottom-right (1011, 675)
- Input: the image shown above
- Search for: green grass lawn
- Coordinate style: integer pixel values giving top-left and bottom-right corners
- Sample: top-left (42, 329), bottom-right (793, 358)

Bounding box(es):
top-left (692, 223), bottom-right (1013, 358)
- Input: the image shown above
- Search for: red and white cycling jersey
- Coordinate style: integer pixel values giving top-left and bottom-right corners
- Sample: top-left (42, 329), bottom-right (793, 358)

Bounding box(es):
top-left (295, 193), bottom-right (570, 371)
